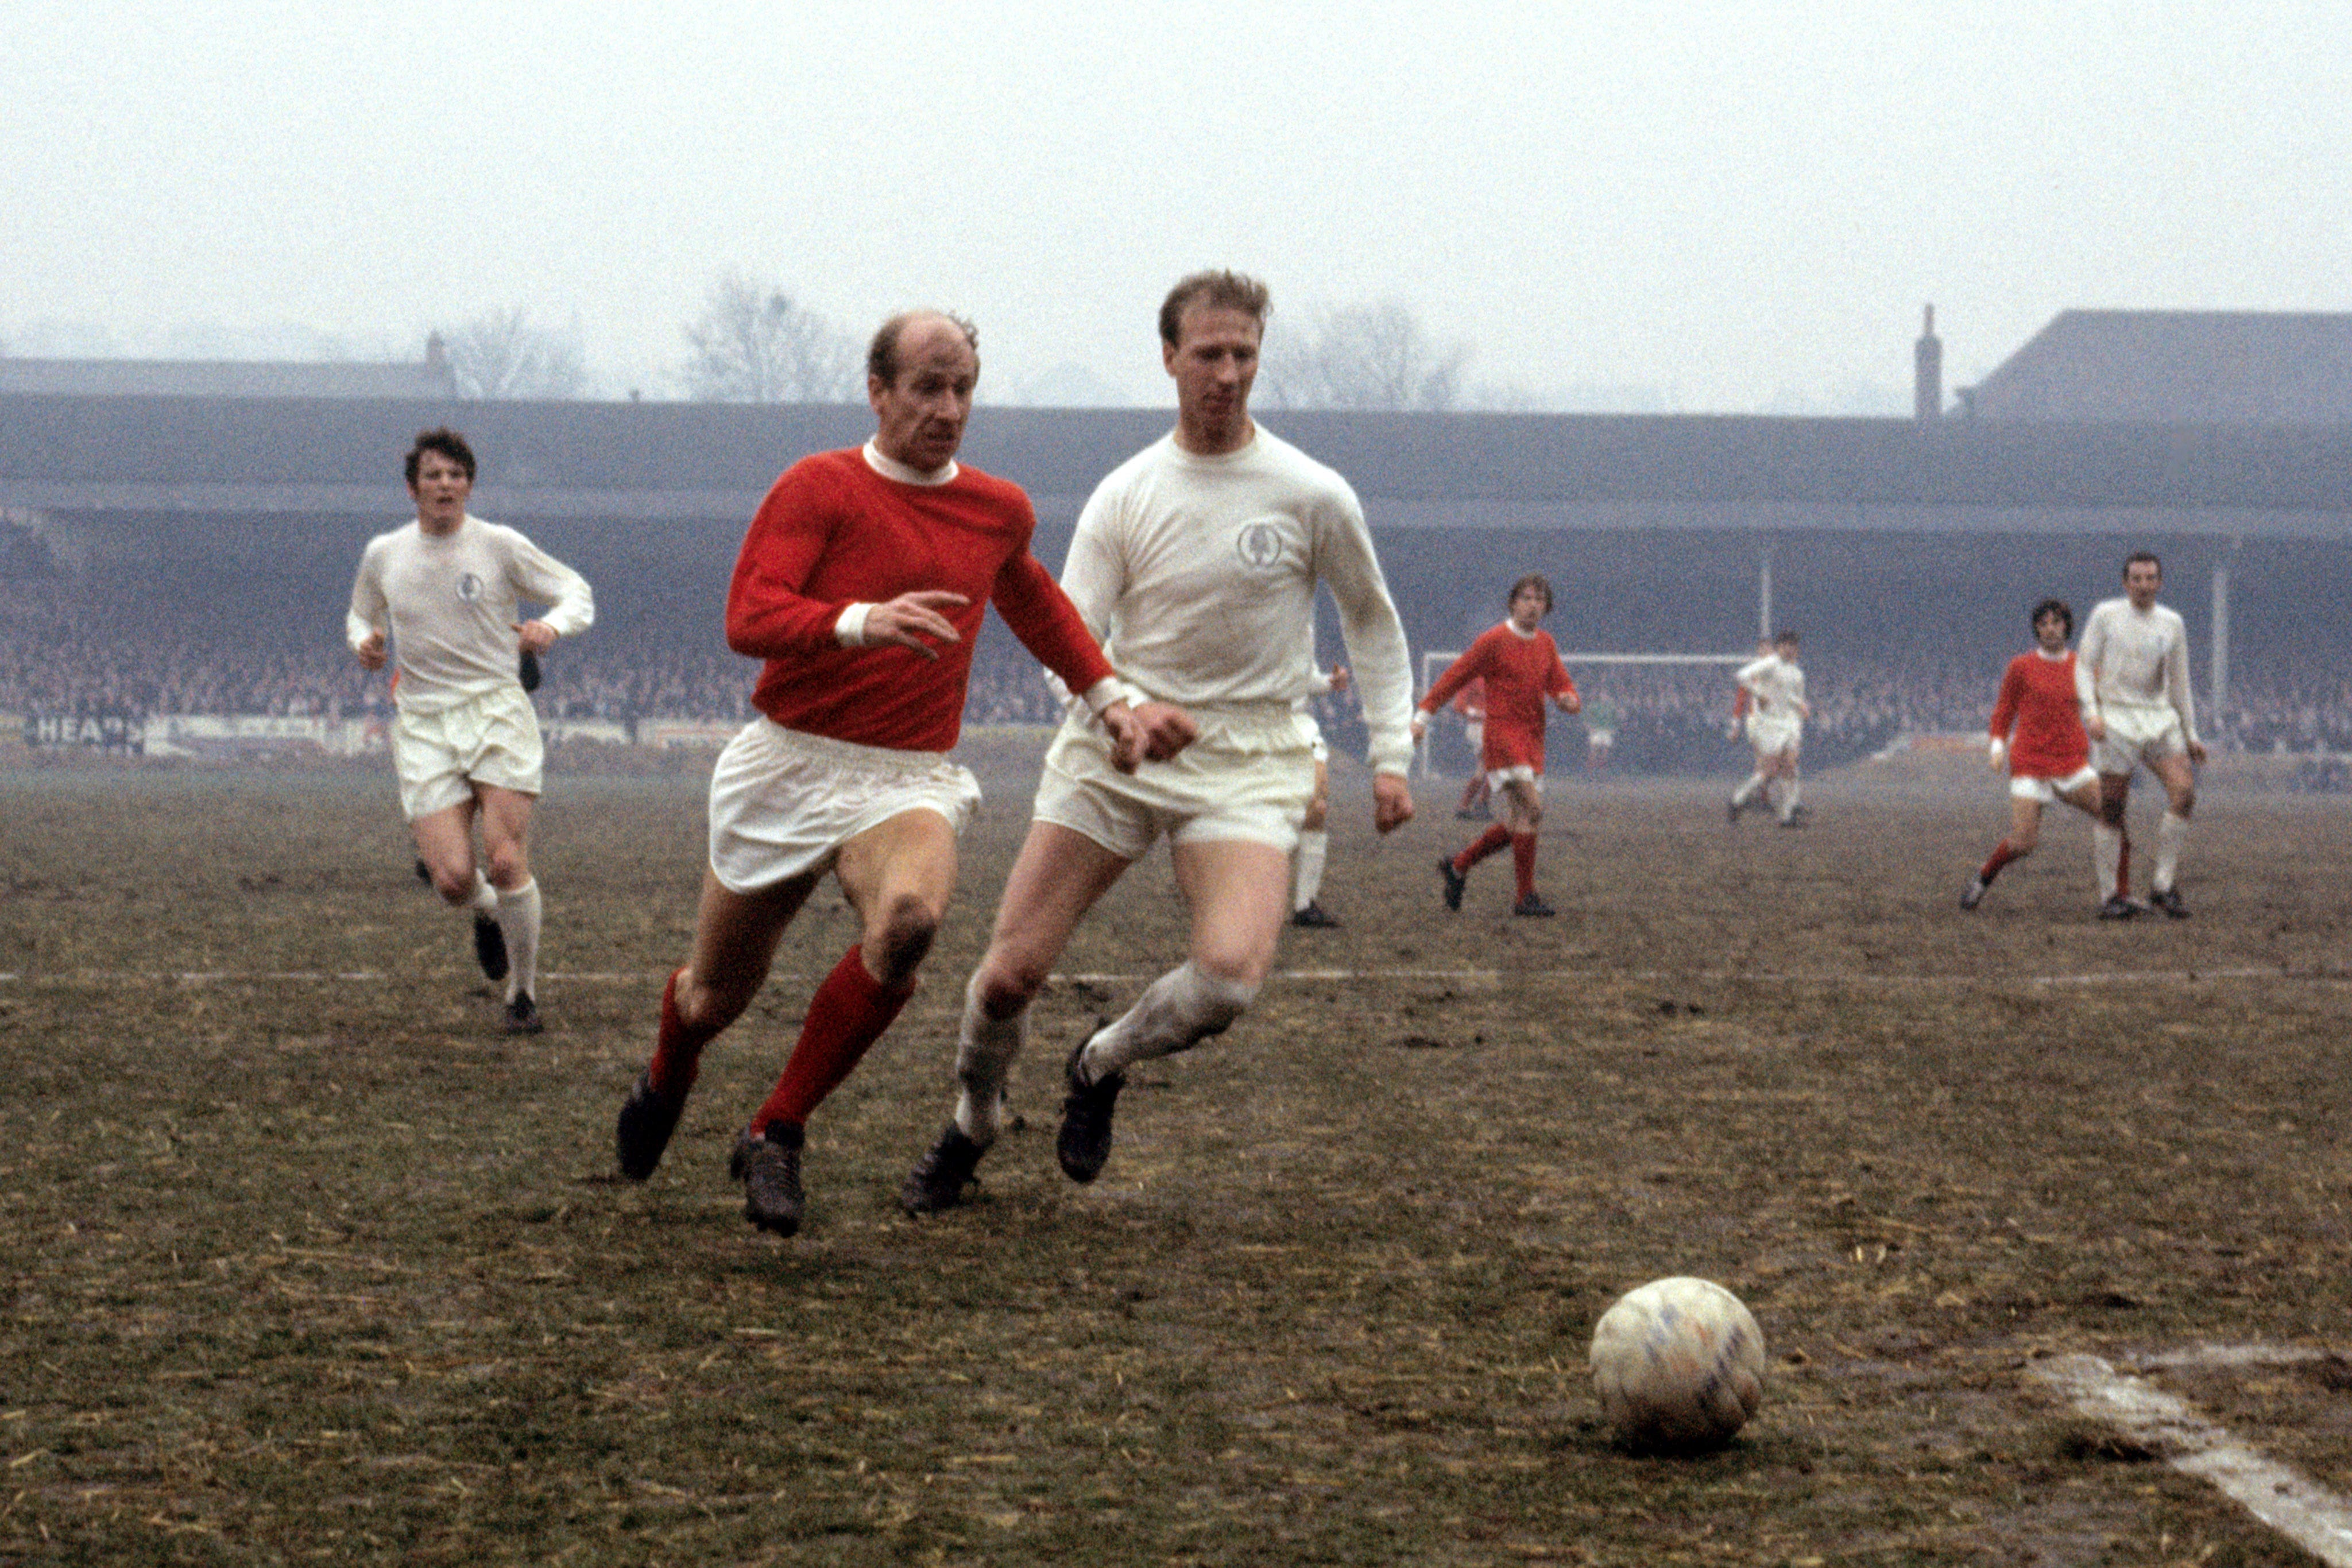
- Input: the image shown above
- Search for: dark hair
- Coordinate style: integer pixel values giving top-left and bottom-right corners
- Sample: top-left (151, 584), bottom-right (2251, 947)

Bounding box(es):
top-left (2031, 597), bottom-right (2074, 637)
top-left (1774, 629), bottom-right (1801, 646)
top-left (1508, 572), bottom-right (1553, 613)
top-left (1159, 270), bottom-right (1271, 346)
top-left (2123, 550), bottom-right (2162, 578)
top-left (867, 311), bottom-right (980, 386)
top-left (405, 427), bottom-right (476, 486)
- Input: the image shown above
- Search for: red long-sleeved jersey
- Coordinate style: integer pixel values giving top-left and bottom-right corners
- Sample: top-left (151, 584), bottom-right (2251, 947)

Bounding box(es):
top-left (1419, 623), bottom-right (1576, 772)
top-left (1988, 649), bottom-right (2090, 777)
top-left (728, 450), bottom-right (1114, 752)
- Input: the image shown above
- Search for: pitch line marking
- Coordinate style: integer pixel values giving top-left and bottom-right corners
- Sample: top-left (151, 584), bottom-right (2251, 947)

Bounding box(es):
top-left (2031, 1352), bottom-right (2352, 1566)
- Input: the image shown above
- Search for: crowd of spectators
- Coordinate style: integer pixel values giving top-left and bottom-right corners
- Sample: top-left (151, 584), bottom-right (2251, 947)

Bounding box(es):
top-left (5, 574), bottom-right (2347, 785)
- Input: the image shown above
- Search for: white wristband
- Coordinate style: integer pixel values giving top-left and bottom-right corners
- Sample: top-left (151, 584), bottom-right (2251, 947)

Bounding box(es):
top-left (835, 603), bottom-right (875, 648)
top-left (1079, 677), bottom-right (1125, 718)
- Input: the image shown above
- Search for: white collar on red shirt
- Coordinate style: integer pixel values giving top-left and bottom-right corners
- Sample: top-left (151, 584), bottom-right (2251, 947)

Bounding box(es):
top-left (864, 440), bottom-right (957, 487)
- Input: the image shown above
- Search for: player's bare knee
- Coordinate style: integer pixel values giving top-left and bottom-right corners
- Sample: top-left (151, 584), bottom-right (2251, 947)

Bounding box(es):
top-left (868, 898), bottom-right (939, 985)
top-left (429, 865), bottom-right (475, 905)
top-left (2170, 787), bottom-right (2195, 818)
top-left (482, 843), bottom-right (529, 891)
top-left (677, 970), bottom-right (754, 1035)
top-left (976, 954), bottom-right (1046, 1019)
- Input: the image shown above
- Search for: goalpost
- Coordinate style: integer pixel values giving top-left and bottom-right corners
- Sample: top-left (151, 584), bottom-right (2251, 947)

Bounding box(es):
top-left (1413, 650), bottom-right (1751, 777)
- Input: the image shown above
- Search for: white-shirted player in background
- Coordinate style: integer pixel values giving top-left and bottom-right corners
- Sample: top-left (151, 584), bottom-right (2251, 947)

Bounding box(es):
top-left (1290, 661), bottom-right (1349, 928)
top-left (349, 428), bottom-right (594, 1033)
top-left (1729, 630), bottom-right (1810, 827)
top-left (2078, 551), bottom-right (2205, 918)
top-left (899, 269), bottom-right (1417, 1213)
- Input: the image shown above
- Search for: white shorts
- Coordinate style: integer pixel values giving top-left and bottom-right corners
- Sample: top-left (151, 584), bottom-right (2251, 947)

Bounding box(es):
top-left (2010, 764), bottom-right (2100, 805)
top-left (1486, 764), bottom-right (1543, 792)
top-left (1035, 712), bottom-right (1315, 860)
top-left (706, 718), bottom-right (981, 895)
top-left (2090, 706), bottom-right (2188, 776)
top-left (1747, 715), bottom-right (1801, 757)
top-left (1463, 719), bottom-right (1484, 749)
top-left (393, 687), bottom-right (543, 820)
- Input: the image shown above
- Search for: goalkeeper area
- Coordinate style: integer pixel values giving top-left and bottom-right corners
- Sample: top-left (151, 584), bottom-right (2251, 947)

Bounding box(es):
top-left (1413, 648), bottom-right (1751, 775)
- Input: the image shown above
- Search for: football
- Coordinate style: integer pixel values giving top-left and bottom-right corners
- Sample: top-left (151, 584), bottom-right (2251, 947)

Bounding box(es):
top-left (1588, 1276), bottom-right (1767, 1450)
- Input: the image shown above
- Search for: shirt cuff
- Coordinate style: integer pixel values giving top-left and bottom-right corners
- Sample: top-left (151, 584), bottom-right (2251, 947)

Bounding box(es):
top-left (1078, 677), bottom-right (1125, 718)
top-left (835, 603), bottom-right (874, 648)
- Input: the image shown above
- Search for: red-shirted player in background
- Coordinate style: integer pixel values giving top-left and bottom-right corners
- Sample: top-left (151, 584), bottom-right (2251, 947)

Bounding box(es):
top-left (611, 310), bottom-right (1187, 1237)
top-left (1414, 574), bottom-right (1580, 917)
top-left (1962, 598), bottom-right (2112, 912)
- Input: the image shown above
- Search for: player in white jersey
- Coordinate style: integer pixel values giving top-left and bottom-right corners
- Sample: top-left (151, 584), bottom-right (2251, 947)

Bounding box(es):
top-left (1728, 630), bottom-right (1810, 827)
top-left (348, 428), bottom-right (595, 1033)
top-left (900, 270), bottom-right (1417, 1213)
top-left (2076, 551), bottom-right (2204, 918)
top-left (1290, 661), bottom-right (1348, 928)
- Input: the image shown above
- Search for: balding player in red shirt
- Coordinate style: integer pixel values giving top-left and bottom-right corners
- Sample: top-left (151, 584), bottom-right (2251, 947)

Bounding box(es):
top-left (612, 309), bottom-right (1189, 1237)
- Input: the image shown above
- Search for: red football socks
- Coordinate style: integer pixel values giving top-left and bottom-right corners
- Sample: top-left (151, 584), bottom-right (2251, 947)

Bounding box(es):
top-left (647, 967), bottom-right (719, 1098)
top-left (1456, 823), bottom-right (1512, 872)
top-left (751, 945), bottom-right (915, 1135)
top-left (1512, 833), bottom-right (1538, 899)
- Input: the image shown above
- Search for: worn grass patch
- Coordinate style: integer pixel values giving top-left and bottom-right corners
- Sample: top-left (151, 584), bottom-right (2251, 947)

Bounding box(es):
top-left (2, 765), bottom-right (2345, 1564)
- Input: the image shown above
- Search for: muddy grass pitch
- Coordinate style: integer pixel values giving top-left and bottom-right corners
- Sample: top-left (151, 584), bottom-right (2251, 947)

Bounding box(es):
top-left (3, 746), bottom-right (2347, 1565)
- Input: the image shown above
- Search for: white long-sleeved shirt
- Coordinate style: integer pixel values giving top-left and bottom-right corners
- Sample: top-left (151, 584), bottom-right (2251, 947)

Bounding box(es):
top-left (346, 514), bottom-right (595, 713)
top-left (1059, 427), bottom-right (1415, 775)
top-left (1736, 653), bottom-right (1806, 722)
top-left (2074, 596), bottom-right (2198, 743)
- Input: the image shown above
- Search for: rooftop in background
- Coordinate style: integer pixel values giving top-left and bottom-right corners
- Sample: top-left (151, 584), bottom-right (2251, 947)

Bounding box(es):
top-left (0, 347), bottom-right (455, 401)
top-left (1966, 309), bottom-right (2352, 425)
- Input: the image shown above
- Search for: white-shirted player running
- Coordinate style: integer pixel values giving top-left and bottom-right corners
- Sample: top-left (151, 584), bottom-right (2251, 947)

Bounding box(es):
top-left (899, 269), bottom-right (1417, 1213)
top-left (1729, 630), bottom-right (1810, 827)
top-left (2078, 551), bottom-right (2205, 918)
top-left (348, 427), bottom-right (594, 1033)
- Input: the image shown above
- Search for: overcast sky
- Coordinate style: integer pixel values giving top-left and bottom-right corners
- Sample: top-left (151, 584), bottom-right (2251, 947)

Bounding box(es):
top-left (6, 1), bottom-right (2345, 412)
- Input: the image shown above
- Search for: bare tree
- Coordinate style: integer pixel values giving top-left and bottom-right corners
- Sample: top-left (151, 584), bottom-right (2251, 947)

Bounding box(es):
top-left (679, 273), bottom-right (861, 402)
top-left (1260, 301), bottom-right (1468, 412)
top-left (439, 307), bottom-right (589, 400)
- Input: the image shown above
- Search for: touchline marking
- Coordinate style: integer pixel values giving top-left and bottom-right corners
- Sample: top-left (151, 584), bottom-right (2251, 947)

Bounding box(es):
top-left (2032, 1353), bottom-right (2352, 1566)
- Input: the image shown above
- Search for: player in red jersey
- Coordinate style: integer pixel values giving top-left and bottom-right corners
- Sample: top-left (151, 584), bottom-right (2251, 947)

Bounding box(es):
top-left (1415, 574), bottom-right (1581, 916)
top-left (611, 310), bottom-right (1186, 1238)
top-left (1961, 599), bottom-right (2109, 912)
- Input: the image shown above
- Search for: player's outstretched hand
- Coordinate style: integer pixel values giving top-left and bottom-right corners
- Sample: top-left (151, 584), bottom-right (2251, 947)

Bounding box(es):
top-left (1557, 691), bottom-right (1582, 715)
top-left (1986, 737), bottom-right (2007, 773)
top-left (514, 619), bottom-right (558, 656)
top-left (1372, 773), bottom-right (1414, 834)
top-left (1328, 664), bottom-right (1351, 694)
top-left (1408, 711), bottom-right (1429, 743)
top-left (866, 591), bottom-right (970, 658)
top-left (354, 630), bottom-right (388, 671)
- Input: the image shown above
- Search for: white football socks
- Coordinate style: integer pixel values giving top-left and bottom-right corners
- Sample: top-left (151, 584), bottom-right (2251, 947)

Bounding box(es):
top-left (1080, 961), bottom-right (1258, 1082)
top-left (2154, 810), bottom-right (2189, 893)
top-left (953, 970), bottom-right (1024, 1146)
top-left (496, 878), bottom-right (541, 1003)
top-left (1292, 829), bottom-right (1328, 912)
top-left (2092, 822), bottom-right (2125, 901)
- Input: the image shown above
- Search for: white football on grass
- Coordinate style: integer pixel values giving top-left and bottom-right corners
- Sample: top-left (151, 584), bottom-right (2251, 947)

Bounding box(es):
top-left (1589, 1276), bottom-right (1766, 1449)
